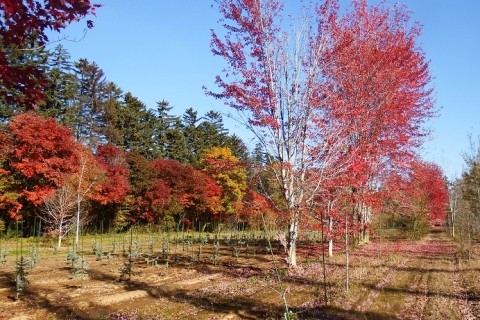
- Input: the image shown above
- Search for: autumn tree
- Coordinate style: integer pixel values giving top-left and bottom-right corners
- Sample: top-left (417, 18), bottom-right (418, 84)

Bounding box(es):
top-left (200, 147), bottom-right (247, 216)
top-left (209, 0), bottom-right (351, 266)
top-left (92, 144), bottom-right (130, 205)
top-left (210, 0), bottom-right (435, 266)
top-left (70, 145), bottom-right (104, 246)
top-left (150, 159), bottom-right (221, 224)
top-left (323, 0), bottom-right (435, 244)
top-left (381, 160), bottom-right (448, 238)
top-left (90, 144), bottom-right (130, 228)
top-left (0, 0), bottom-right (100, 108)
top-left (0, 113), bottom-right (79, 226)
top-left (40, 183), bottom-right (76, 248)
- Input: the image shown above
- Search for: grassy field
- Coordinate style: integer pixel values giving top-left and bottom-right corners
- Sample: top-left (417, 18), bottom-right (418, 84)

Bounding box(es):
top-left (0, 229), bottom-right (478, 319)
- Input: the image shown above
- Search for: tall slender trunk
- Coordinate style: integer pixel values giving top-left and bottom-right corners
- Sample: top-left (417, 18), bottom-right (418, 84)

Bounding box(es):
top-left (57, 218), bottom-right (63, 248)
top-left (328, 216), bottom-right (333, 257)
top-left (361, 205), bottom-right (371, 244)
top-left (287, 212), bottom-right (299, 266)
top-left (320, 206), bottom-right (329, 305)
top-left (345, 210), bottom-right (349, 292)
top-left (75, 193), bottom-right (81, 248)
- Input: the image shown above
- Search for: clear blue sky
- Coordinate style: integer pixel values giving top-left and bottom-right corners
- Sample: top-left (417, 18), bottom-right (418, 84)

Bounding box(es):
top-left (52, 0), bottom-right (480, 180)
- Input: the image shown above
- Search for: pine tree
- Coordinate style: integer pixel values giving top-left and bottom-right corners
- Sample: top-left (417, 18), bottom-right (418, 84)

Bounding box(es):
top-left (69, 58), bottom-right (108, 148)
top-left (0, 36), bottom-right (49, 118)
top-left (182, 108), bottom-right (202, 165)
top-left (118, 93), bottom-right (157, 158)
top-left (154, 100), bottom-right (177, 158)
top-left (43, 45), bottom-right (77, 119)
top-left (164, 118), bottom-right (190, 163)
top-left (103, 82), bottom-right (124, 146)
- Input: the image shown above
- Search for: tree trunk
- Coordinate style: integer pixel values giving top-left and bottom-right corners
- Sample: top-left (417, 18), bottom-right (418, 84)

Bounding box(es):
top-left (287, 212), bottom-right (299, 267)
top-left (328, 216), bottom-right (334, 257)
top-left (75, 195), bottom-right (81, 248)
top-left (57, 218), bottom-right (63, 249)
top-left (345, 211), bottom-right (349, 292)
top-left (361, 206), bottom-right (371, 244)
top-left (320, 207), bottom-right (329, 305)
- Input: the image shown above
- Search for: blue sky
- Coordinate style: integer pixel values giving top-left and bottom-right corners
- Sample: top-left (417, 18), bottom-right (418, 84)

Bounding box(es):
top-left (52, 1), bottom-right (480, 180)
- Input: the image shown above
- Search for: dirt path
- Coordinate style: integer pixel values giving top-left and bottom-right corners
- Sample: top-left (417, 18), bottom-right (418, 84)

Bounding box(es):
top-left (355, 232), bottom-right (478, 320)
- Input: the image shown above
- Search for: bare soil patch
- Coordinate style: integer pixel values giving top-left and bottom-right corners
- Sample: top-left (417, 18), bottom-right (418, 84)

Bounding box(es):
top-left (0, 231), bottom-right (478, 319)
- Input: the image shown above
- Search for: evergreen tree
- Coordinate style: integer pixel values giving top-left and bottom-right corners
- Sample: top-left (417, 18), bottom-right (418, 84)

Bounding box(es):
top-left (68, 58), bottom-right (108, 148)
top-left (182, 108), bottom-right (202, 165)
top-left (118, 93), bottom-right (157, 158)
top-left (0, 36), bottom-right (49, 119)
top-left (103, 82), bottom-right (124, 146)
top-left (164, 118), bottom-right (190, 163)
top-left (154, 100), bottom-right (177, 158)
top-left (225, 134), bottom-right (249, 164)
top-left (43, 45), bottom-right (77, 119)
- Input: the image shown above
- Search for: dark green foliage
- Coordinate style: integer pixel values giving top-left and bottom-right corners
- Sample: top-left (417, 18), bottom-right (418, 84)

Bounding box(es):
top-left (43, 45), bottom-right (77, 118)
top-left (114, 93), bottom-right (158, 158)
top-left (69, 58), bottom-right (108, 148)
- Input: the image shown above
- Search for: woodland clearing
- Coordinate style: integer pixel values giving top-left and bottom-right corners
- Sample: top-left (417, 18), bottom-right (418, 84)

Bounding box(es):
top-left (0, 230), bottom-right (478, 319)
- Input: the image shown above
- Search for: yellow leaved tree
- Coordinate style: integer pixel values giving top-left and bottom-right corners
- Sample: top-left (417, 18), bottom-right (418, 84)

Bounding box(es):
top-left (200, 147), bottom-right (247, 216)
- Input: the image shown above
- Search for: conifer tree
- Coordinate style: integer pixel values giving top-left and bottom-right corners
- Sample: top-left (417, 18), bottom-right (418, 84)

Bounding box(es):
top-left (118, 93), bottom-right (157, 159)
top-left (43, 45), bottom-right (77, 119)
top-left (69, 58), bottom-right (108, 148)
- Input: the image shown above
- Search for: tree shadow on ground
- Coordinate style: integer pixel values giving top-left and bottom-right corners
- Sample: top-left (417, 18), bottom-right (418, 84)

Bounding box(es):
top-left (358, 282), bottom-right (480, 302)
top-left (293, 304), bottom-right (400, 320)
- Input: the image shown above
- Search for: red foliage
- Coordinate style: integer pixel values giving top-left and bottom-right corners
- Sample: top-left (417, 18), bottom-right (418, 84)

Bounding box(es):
top-left (150, 159), bottom-right (222, 219)
top-left (127, 159), bottom-right (222, 223)
top-left (382, 160), bottom-right (448, 223)
top-left (9, 113), bottom-right (79, 205)
top-left (92, 144), bottom-right (130, 205)
top-left (0, 113), bottom-right (79, 220)
top-left (209, 0), bottom-right (284, 127)
top-left (0, 0), bottom-right (100, 107)
top-left (324, 0), bottom-right (434, 187)
top-left (239, 190), bottom-right (275, 217)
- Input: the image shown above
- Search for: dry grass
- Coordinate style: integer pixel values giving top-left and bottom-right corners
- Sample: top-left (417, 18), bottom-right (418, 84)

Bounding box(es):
top-left (0, 231), bottom-right (478, 319)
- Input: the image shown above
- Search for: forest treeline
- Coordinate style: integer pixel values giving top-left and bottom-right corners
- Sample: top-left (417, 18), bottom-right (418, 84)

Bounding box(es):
top-left (0, 42), bottom-right (446, 244)
top-left (0, 44), bottom-right (281, 237)
top-left (1, 0), bottom-right (479, 268)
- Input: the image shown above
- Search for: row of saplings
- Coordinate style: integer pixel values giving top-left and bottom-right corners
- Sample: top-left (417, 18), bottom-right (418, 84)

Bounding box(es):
top-left (0, 221), bottom-right (326, 302)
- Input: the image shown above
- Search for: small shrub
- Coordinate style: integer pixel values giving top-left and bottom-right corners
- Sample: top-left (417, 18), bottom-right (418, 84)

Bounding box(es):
top-left (72, 255), bottom-right (89, 280)
top-left (1, 248), bottom-right (8, 265)
top-left (14, 256), bottom-right (29, 300)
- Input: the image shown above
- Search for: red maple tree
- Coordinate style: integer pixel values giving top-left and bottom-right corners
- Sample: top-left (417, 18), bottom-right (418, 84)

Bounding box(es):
top-left (151, 159), bottom-right (222, 221)
top-left (92, 144), bottom-right (130, 205)
top-left (382, 160), bottom-right (448, 226)
top-left (209, 0), bottom-right (435, 266)
top-left (0, 113), bottom-right (79, 219)
top-left (0, 0), bottom-right (100, 107)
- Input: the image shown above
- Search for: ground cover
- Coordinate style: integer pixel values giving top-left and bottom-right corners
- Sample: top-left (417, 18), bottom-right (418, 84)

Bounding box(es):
top-left (0, 230), bottom-right (478, 320)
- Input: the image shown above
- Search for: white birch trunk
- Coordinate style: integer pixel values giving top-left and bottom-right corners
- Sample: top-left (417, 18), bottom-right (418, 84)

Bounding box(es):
top-left (328, 216), bottom-right (333, 257)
